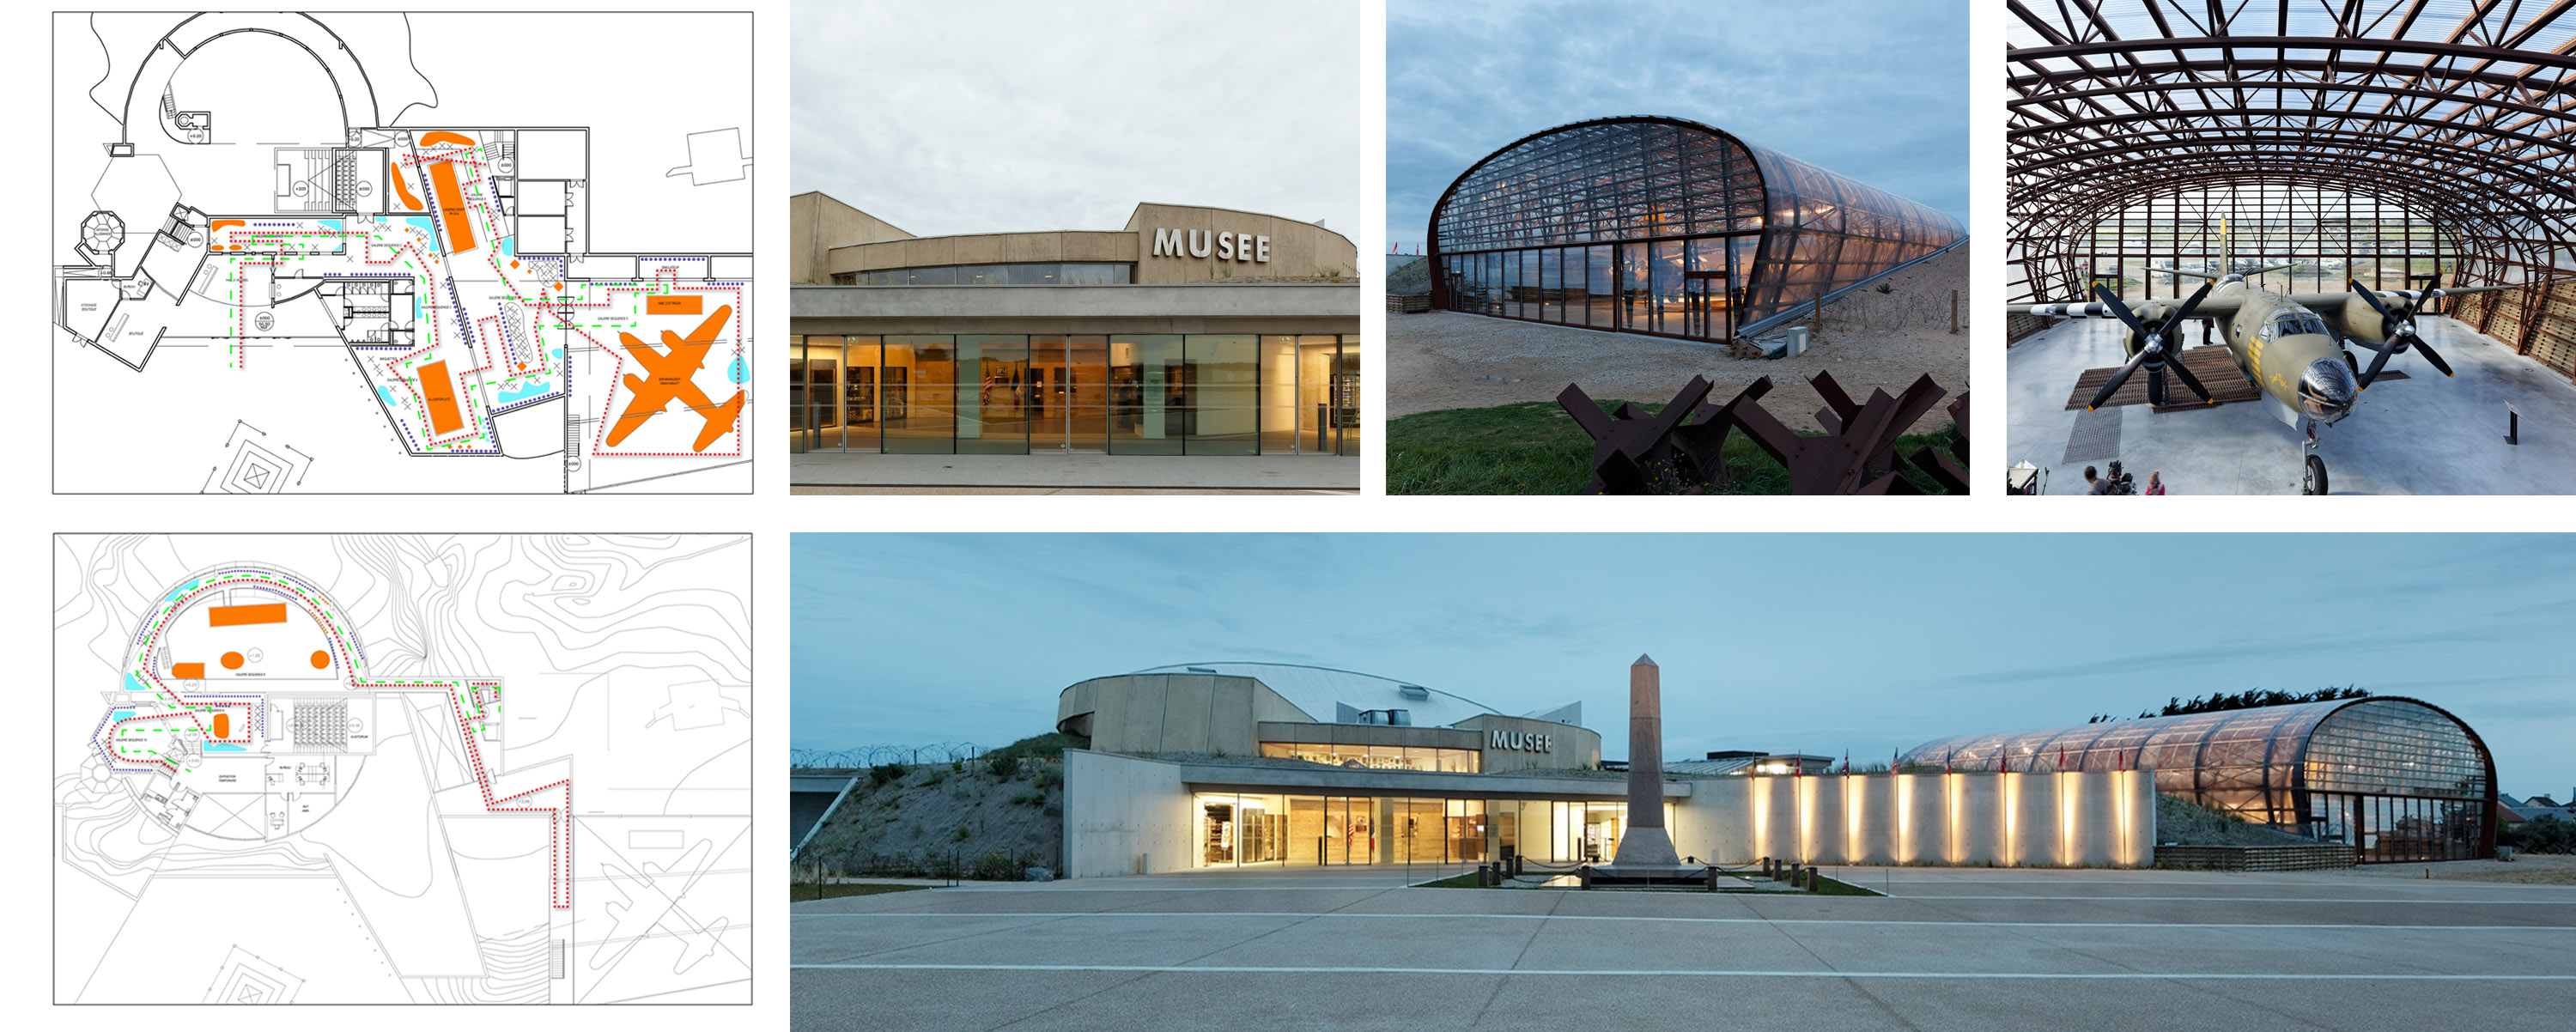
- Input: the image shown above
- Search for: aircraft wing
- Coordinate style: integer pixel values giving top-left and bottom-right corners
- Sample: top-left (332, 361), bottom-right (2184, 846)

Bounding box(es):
top-left (2013, 296), bottom-right (2245, 320)
top-left (2293, 284), bottom-right (2524, 310)
top-left (2170, 262), bottom-right (2300, 281)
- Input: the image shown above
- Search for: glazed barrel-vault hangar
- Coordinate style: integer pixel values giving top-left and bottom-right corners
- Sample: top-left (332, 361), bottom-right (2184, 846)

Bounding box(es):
top-left (1426, 115), bottom-right (1965, 343)
top-left (1056, 660), bottom-right (2158, 878)
top-left (787, 192), bottom-right (1360, 458)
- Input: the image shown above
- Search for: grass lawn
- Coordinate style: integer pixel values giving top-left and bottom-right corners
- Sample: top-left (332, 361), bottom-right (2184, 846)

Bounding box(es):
top-left (1388, 398), bottom-right (1960, 495)
top-left (790, 882), bottom-right (934, 902)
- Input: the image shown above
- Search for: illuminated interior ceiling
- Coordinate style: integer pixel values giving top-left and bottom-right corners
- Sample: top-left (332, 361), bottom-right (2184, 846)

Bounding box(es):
top-left (2005, 1), bottom-right (2576, 372)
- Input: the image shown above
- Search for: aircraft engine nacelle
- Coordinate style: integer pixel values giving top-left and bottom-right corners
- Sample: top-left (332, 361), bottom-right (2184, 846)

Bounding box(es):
top-left (2114, 300), bottom-right (2173, 358)
top-left (2335, 294), bottom-right (2395, 343)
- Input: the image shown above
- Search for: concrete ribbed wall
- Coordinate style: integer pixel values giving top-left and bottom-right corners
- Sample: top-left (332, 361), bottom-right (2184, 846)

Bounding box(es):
top-left (1677, 771), bottom-right (2155, 867)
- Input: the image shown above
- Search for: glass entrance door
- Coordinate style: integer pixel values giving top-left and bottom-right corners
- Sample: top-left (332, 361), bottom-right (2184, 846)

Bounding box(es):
top-left (1029, 336), bottom-right (1109, 452)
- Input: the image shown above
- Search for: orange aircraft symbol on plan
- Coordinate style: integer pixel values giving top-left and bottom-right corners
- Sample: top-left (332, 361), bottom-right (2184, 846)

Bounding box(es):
top-left (605, 306), bottom-right (746, 452)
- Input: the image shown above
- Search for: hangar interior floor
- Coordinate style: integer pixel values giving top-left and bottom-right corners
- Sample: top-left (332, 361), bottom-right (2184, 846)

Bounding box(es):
top-left (2008, 314), bottom-right (2576, 495)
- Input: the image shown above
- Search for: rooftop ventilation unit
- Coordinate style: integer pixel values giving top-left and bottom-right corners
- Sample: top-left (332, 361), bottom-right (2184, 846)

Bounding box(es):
top-left (1186, 666), bottom-right (1218, 674)
top-left (1397, 684), bottom-right (1430, 701)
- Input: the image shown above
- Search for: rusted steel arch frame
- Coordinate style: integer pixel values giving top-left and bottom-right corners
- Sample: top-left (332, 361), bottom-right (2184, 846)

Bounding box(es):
top-left (2011, 127), bottom-right (2576, 207)
top-left (2010, 36), bottom-right (2576, 74)
top-left (2285, 695), bottom-right (2504, 855)
top-left (2001, 171), bottom-right (2538, 303)
top-left (2011, 154), bottom-right (2575, 228)
top-left (1423, 115), bottom-right (1775, 311)
top-left (2009, 154), bottom-right (2576, 251)
top-left (2010, 106), bottom-right (2576, 161)
top-left (2006, 64), bottom-right (2576, 114)
top-left (2010, 165), bottom-right (2541, 246)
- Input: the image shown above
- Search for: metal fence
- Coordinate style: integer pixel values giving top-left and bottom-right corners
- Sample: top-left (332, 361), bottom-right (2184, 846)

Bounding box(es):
top-left (793, 743), bottom-right (987, 770)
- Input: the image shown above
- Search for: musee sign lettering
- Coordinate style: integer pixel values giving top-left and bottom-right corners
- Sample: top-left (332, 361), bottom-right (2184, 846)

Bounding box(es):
top-left (1488, 729), bottom-right (1552, 753)
top-left (1152, 228), bottom-right (1271, 263)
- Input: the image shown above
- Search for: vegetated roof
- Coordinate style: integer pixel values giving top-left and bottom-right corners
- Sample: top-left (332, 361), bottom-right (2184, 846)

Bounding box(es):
top-left (2005, 2), bottom-right (2576, 301)
top-left (1126, 662), bottom-right (1576, 730)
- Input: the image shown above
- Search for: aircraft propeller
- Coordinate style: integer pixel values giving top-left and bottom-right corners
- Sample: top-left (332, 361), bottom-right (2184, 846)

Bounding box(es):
top-left (2346, 278), bottom-right (2454, 387)
top-left (2086, 281), bottom-right (2216, 410)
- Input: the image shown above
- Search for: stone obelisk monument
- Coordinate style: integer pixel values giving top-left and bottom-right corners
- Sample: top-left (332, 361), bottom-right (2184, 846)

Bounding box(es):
top-left (1610, 653), bottom-right (1681, 867)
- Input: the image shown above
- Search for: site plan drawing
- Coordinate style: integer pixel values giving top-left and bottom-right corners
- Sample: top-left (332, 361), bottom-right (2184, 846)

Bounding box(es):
top-left (53, 535), bottom-right (752, 1004)
top-left (52, 12), bottom-right (753, 492)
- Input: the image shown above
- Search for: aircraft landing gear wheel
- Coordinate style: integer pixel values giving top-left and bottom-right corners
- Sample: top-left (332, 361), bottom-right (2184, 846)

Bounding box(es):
top-left (2302, 454), bottom-right (2329, 495)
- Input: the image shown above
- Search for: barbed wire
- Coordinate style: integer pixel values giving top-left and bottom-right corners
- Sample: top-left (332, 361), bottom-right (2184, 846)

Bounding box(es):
top-left (792, 743), bottom-right (987, 769)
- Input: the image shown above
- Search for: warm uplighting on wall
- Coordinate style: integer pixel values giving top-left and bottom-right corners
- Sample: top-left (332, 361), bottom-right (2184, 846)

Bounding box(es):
top-left (2002, 772), bottom-right (2020, 866)
top-left (1844, 776), bottom-right (1862, 863)
top-left (1896, 774), bottom-right (1915, 864)
top-left (1946, 772), bottom-right (1961, 864)
top-left (2058, 772), bottom-right (2075, 865)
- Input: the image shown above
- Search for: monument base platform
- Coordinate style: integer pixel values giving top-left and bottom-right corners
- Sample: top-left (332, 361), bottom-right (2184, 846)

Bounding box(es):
top-left (1582, 863), bottom-right (1718, 887)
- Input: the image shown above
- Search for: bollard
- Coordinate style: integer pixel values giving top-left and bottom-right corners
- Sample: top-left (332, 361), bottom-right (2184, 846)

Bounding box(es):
top-left (2506, 403), bottom-right (2520, 446)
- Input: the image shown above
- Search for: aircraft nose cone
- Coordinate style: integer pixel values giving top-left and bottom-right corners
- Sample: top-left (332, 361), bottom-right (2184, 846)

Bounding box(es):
top-left (2300, 358), bottom-right (2358, 423)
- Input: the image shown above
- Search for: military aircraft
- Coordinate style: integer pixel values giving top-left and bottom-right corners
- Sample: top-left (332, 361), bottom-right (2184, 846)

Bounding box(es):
top-left (2017, 223), bottom-right (2518, 494)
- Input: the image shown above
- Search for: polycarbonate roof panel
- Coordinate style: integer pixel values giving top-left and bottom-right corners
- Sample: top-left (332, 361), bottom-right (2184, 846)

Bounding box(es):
top-left (1129, 662), bottom-right (1511, 729)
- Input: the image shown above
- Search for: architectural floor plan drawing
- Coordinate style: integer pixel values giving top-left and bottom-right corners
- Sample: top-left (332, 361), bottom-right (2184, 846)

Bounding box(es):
top-left (52, 13), bottom-right (753, 493)
top-left (53, 535), bottom-right (752, 1004)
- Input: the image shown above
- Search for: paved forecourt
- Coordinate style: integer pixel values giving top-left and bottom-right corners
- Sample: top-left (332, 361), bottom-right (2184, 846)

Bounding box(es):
top-left (793, 863), bottom-right (2576, 1031)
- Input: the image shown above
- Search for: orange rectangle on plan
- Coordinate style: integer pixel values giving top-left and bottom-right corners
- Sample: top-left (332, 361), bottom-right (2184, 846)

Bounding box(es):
top-left (420, 361), bottom-right (465, 434)
top-left (172, 663), bottom-right (205, 680)
top-left (647, 294), bottom-right (704, 315)
top-left (208, 603), bottom-right (288, 627)
top-left (427, 160), bottom-right (477, 253)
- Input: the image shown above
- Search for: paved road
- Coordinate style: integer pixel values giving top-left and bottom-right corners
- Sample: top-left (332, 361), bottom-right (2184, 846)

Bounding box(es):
top-left (793, 864), bottom-right (2576, 1031)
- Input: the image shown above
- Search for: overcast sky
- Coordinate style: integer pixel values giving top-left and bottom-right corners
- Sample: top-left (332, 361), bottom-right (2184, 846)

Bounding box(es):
top-left (1386, 0), bottom-right (1970, 252)
top-left (793, 534), bottom-right (2576, 800)
top-left (791, 0), bottom-right (1359, 239)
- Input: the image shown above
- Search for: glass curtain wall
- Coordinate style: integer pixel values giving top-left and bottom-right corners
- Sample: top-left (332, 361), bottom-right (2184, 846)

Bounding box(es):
top-left (791, 335), bottom-right (1356, 454)
top-left (1431, 118), bottom-right (1963, 339)
top-left (1900, 698), bottom-right (2494, 860)
top-left (1192, 794), bottom-right (1656, 871)
top-left (2077, 184), bottom-right (2458, 301)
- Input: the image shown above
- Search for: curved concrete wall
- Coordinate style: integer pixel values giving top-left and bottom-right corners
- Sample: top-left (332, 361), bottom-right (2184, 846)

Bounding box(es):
top-left (1062, 750), bottom-right (1192, 877)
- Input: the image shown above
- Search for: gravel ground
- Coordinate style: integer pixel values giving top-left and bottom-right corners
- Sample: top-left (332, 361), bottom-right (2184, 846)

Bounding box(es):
top-left (1389, 244), bottom-right (1971, 434)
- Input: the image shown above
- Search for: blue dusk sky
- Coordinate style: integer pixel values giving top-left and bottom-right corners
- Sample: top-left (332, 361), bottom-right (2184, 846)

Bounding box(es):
top-left (1386, 0), bottom-right (1971, 253)
top-left (792, 534), bottom-right (2576, 801)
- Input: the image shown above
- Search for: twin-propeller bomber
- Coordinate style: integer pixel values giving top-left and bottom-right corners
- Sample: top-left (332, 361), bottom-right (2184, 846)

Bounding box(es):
top-left (2016, 225), bottom-right (2516, 495)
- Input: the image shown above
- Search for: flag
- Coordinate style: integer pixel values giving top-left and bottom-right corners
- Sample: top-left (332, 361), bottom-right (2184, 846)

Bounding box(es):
top-left (1841, 751), bottom-right (1850, 774)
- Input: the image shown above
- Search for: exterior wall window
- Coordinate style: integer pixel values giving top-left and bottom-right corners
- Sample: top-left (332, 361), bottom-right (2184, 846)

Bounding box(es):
top-left (954, 335), bottom-right (1029, 454)
top-left (793, 332), bottom-right (1358, 457)
top-left (854, 263), bottom-right (1133, 285)
top-left (1194, 793), bottom-right (1646, 869)
top-left (1430, 117), bottom-right (1960, 339)
top-left (1181, 335), bottom-right (1259, 455)
top-left (1258, 742), bottom-right (1480, 773)
top-left (1110, 335), bottom-right (1185, 454)
top-left (1901, 697), bottom-right (2494, 862)
top-left (881, 337), bottom-right (953, 453)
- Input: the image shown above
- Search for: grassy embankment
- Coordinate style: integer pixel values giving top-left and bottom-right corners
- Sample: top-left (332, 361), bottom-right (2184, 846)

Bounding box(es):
top-left (1390, 398), bottom-right (1959, 495)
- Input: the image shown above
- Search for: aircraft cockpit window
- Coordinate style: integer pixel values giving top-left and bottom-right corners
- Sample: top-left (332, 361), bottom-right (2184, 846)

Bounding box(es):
top-left (2273, 313), bottom-right (2330, 338)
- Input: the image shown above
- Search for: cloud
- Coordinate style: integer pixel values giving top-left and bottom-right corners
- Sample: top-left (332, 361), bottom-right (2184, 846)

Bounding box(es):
top-left (1386, 0), bottom-right (1969, 249)
top-left (792, 1), bottom-right (1359, 239)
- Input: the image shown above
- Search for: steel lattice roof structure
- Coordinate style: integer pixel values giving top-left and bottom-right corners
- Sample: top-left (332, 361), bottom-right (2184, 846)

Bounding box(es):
top-left (2006, 2), bottom-right (2576, 373)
